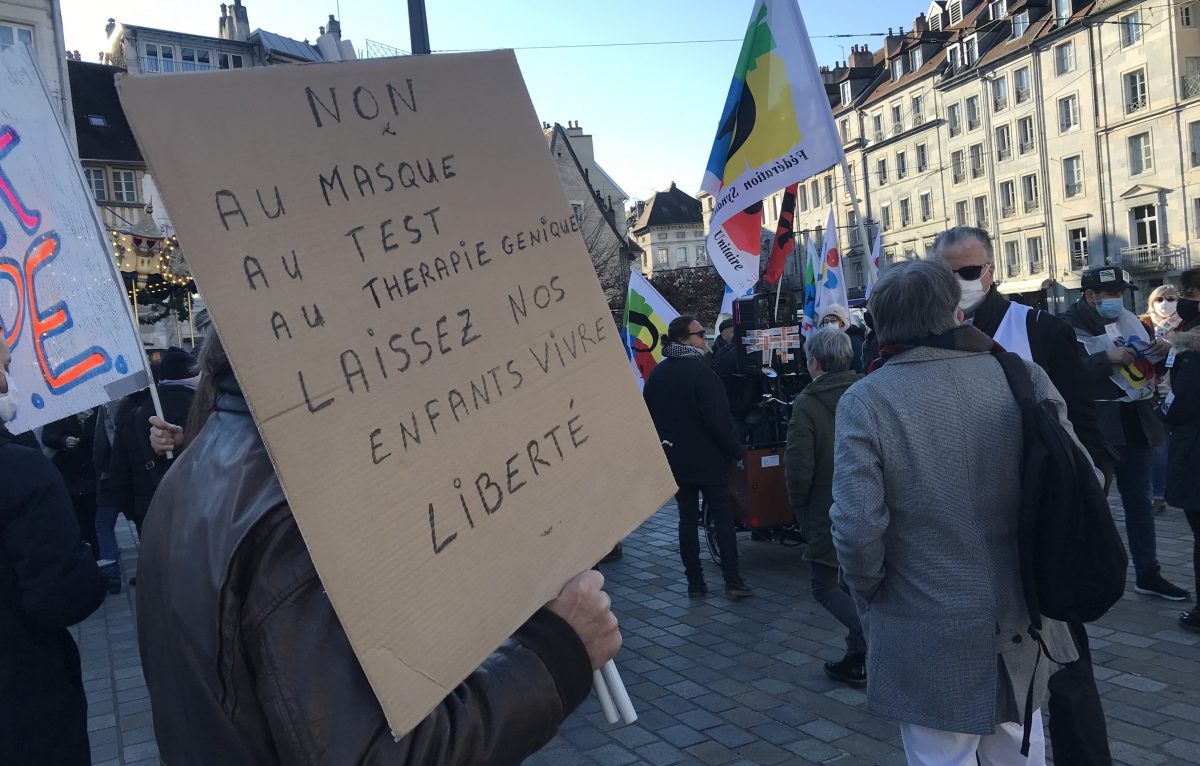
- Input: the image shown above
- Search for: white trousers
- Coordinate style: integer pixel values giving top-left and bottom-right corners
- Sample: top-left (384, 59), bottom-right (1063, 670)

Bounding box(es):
top-left (900, 709), bottom-right (1045, 766)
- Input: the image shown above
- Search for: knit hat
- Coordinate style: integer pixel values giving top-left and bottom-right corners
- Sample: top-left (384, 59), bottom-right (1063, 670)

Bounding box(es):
top-left (819, 304), bottom-right (850, 329)
top-left (157, 347), bottom-right (194, 382)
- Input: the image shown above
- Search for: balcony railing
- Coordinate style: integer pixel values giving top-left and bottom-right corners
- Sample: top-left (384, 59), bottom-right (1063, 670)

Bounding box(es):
top-left (1071, 251), bottom-right (1088, 270)
top-left (993, 97), bottom-right (1008, 112)
top-left (1024, 198), bottom-right (1040, 213)
top-left (1183, 73), bottom-right (1200, 100)
top-left (968, 117), bottom-right (981, 131)
top-left (1029, 260), bottom-right (1045, 274)
top-left (1125, 95), bottom-right (1148, 114)
top-left (138, 57), bottom-right (217, 74)
top-left (1016, 87), bottom-right (1031, 102)
top-left (971, 163), bottom-right (984, 179)
top-left (913, 113), bottom-right (925, 126)
top-left (1066, 182), bottom-right (1083, 197)
top-left (949, 122), bottom-right (962, 137)
top-left (873, 130), bottom-right (884, 143)
top-left (1192, 150), bottom-right (1200, 167)
top-left (998, 146), bottom-right (1012, 161)
top-left (1019, 140), bottom-right (1035, 155)
top-left (1001, 204), bottom-right (1016, 218)
top-left (1116, 243), bottom-right (1186, 271)
top-left (952, 168), bottom-right (965, 183)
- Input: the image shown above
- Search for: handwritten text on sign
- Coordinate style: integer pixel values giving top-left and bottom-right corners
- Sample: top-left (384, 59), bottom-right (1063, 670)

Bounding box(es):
top-left (119, 52), bottom-right (675, 737)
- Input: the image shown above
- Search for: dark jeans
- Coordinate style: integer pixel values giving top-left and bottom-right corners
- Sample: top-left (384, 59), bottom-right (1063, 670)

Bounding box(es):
top-left (1152, 439), bottom-right (1169, 501)
top-left (72, 493), bottom-right (98, 561)
top-left (1113, 444), bottom-right (1158, 577)
top-left (1186, 510), bottom-right (1200, 597)
top-left (675, 483), bottom-right (739, 584)
top-left (811, 563), bottom-right (865, 655)
top-left (95, 505), bottom-right (121, 563)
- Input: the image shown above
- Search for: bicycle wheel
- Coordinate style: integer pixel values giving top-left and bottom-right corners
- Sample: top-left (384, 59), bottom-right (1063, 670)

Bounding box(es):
top-left (701, 497), bottom-right (722, 566)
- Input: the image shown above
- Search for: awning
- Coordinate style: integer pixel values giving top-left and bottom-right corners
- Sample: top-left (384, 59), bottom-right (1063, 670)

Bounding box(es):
top-left (997, 277), bottom-right (1051, 295)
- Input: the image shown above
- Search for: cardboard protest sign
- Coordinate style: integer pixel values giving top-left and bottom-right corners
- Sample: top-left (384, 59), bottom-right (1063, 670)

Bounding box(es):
top-left (118, 52), bottom-right (676, 736)
top-left (0, 45), bottom-right (149, 433)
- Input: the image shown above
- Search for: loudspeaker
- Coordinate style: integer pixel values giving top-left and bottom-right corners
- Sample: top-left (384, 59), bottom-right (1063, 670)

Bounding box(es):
top-left (732, 292), bottom-right (802, 375)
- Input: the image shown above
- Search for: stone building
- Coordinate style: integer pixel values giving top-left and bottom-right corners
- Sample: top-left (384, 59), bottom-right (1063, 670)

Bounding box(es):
top-left (0, 0), bottom-right (74, 144)
top-left (630, 184), bottom-right (709, 277)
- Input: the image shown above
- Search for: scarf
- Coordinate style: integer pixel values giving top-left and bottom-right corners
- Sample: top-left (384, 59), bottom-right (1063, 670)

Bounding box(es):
top-left (663, 343), bottom-right (705, 359)
top-left (867, 325), bottom-right (1005, 373)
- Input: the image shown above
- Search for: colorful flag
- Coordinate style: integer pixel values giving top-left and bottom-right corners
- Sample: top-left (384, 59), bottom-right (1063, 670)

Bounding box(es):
top-left (866, 225), bottom-right (882, 298)
top-left (763, 183), bottom-right (799, 285)
top-left (815, 209), bottom-right (848, 319)
top-left (801, 238), bottom-right (818, 338)
top-left (701, 0), bottom-right (846, 296)
top-left (720, 282), bottom-right (755, 317)
top-left (623, 269), bottom-right (680, 389)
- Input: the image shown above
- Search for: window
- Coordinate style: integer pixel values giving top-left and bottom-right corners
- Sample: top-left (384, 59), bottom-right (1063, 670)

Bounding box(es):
top-left (676, 247), bottom-right (688, 264)
top-left (920, 191), bottom-right (933, 221)
top-left (996, 124), bottom-right (1012, 161)
top-left (218, 53), bottom-right (245, 69)
top-left (841, 81), bottom-right (852, 104)
top-left (87, 114), bottom-right (107, 127)
top-left (1064, 155), bottom-right (1084, 197)
top-left (656, 248), bottom-right (668, 265)
top-left (0, 22), bottom-right (34, 51)
top-left (845, 163), bottom-right (855, 198)
top-left (1121, 11), bottom-right (1142, 47)
top-left (956, 200), bottom-right (969, 227)
top-left (848, 212), bottom-right (861, 246)
top-left (1129, 132), bottom-right (1153, 175)
top-left (892, 59), bottom-right (905, 81)
top-left (1185, 5), bottom-right (1196, 27)
top-left (872, 113), bottom-right (884, 142)
top-left (1069, 227), bottom-right (1089, 269)
top-left (949, 46), bottom-right (962, 73)
top-left (1013, 11), bottom-right (1030, 38)
top-left (144, 43), bottom-right (176, 73)
top-left (657, 233), bottom-right (668, 240)
top-left (1124, 69), bottom-right (1148, 113)
top-left (840, 117), bottom-right (850, 143)
top-left (1018, 116), bottom-right (1035, 155)
top-left (912, 95), bottom-right (924, 125)
top-left (892, 103), bottom-right (903, 133)
top-left (974, 195), bottom-right (989, 229)
top-left (1058, 95), bottom-right (1080, 132)
top-left (1187, 57), bottom-right (1200, 98)
top-left (1132, 204), bottom-right (1159, 247)
top-left (824, 177), bottom-right (834, 203)
top-left (911, 48), bottom-right (924, 71)
top-left (1022, 173), bottom-right (1040, 212)
top-left (990, 1), bottom-right (1008, 20)
top-left (948, 103), bottom-right (962, 137)
top-left (966, 95), bottom-right (981, 130)
top-left (950, 0), bottom-right (964, 24)
top-left (900, 197), bottom-right (912, 226)
top-left (877, 158), bottom-right (889, 185)
top-left (1190, 121), bottom-right (1200, 167)
top-left (181, 47), bottom-right (212, 71)
top-left (897, 150), bottom-right (908, 179)
top-left (1000, 180), bottom-right (1016, 217)
top-left (1055, 42), bottom-right (1075, 75)
top-left (811, 179), bottom-right (821, 207)
top-left (1006, 240), bottom-right (1022, 276)
top-left (952, 150), bottom-right (966, 184)
top-left (798, 185), bottom-right (808, 211)
top-left (112, 170), bottom-right (137, 203)
top-left (993, 76), bottom-right (1008, 111)
top-left (1055, 0), bottom-right (1072, 27)
top-left (1015, 67), bottom-right (1031, 102)
top-left (696, 246), bottom-right (708, 265)
top-left (1195, 199), bottom-right (1200, 237)
top-left (965, 37), bottom-right (979, 66)
top-left (970, 143), bottom-right (985, 178)
top-left (881, 202), bottom-right (893, 231)
top-left (85, 168), bottom-right (107, 201)
top-left (916, 142), bottom-right (928, 171)
top-left (1027, 236), bottom-right (1044, 272)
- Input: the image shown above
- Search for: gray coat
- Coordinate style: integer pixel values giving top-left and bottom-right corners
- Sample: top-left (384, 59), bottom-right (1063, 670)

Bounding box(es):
top-left (830, 346), bottom-right (1078, 734)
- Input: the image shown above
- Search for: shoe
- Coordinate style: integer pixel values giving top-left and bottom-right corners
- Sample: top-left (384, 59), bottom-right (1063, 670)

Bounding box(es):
top-left (1180, 610), bottom-right (1200, 633)
top-left (1135, 571), bottom-right (1190, 601)
top-left (724, 580), bottom-right (753, 599)
top-left (824, 654), bottom-right (867, 688)
top-left (687, 581), bottom-right (708, 598)
top-left (599, 543), bottom-right (623, 564)
top-left (1153, 499), bottom-right (1168, 514)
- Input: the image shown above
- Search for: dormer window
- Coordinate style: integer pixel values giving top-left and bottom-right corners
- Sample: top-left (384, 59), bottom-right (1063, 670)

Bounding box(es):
top-left (910, 48), bottom-right (924, 70)
top-left (892, 58), bottom-right (905, 81)
top-left (964, 37), bottom-right (978, 66)
top-left (1054, 0), bottom-right (1071, 27)
top-left (87, 115), bottom-right (108, 127)
top-left (930, 13), bottom-right (943, 31)
top-left (1013, 10), bottom-right (1030, 37)
top-left (948, 46), bottom-right (961, 72)
top-left (950, 0), bottom-right (964, 25)
top-left (990, 0), bottom-right (1007, 20)
top-left (840, 80), bottom-right (852, 104)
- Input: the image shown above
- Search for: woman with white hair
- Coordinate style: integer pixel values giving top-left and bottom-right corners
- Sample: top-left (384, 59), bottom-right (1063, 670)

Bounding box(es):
top-left (818, 303), bottom-right (866, 374)
top-left (1141, 284), bottom-right (1180, 513)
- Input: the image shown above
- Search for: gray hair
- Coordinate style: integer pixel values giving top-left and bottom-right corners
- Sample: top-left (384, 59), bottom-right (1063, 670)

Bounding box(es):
top-left (806, 327), bottom-right (853, 373)
top-left (869, 260), bottom-right (961, 345)
top-left (931, 226), bottom-right (994, 264)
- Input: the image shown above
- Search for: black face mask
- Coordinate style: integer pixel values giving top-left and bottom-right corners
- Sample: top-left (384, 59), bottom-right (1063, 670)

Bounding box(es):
top-left (1179, 298), bottom-right (1200, 323)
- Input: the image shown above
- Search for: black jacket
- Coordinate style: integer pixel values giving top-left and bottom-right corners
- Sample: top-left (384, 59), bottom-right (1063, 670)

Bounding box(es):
top-left (42, 409), bottom-right (99, 496)
top-left (973, 288), bottom-right (1112, 472)
top-left (137, 377), bottom-right (592, 766)
top-left (1166, 318), bottom-right (1200, 510)
top-left (0, 429), bottom-right (107, 765)
top-left (643, 351), bottom-right (741, 486)
top-left (99, 382), bottom-right (195, 527)
top-left (1061, 299), bottom-right (1164, 449)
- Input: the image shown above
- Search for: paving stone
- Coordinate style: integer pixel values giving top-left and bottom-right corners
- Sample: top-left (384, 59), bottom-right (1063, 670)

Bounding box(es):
top-left (657, 723), bottom-right (707, 749)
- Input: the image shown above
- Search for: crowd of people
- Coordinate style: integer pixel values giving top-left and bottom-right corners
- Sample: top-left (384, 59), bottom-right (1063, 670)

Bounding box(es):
top-left (5, 225), bottom-right (1200, 765)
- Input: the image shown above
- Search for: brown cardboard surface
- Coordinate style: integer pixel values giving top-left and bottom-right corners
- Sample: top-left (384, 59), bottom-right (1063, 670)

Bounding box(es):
top-left (117, 52), bottom-right (676, 736)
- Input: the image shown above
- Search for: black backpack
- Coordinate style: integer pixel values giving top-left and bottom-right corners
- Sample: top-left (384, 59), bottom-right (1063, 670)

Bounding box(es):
top-left (996, 352), bottom-right (1128, 627)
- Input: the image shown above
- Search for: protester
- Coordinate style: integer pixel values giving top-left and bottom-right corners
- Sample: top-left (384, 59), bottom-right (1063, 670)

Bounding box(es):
top-left (0, 335), bottom-right (108, 765)
top-left (818, 304), bottom-right (866, 373)
top-left (1062, 267), bottom-right (1188, 601)
top-left (1165, 268), bottom-right (1200, 632)
top-left (783, 327), bottom-right (864, 687)
top-left (93, 399), bottom-right (124, 593)
top-left (861, 310), bottom-right (879, 371)
top-left (712, 317), bottom-right (735, 355)
top-left (43, 407), bottom-right (101, 559)
top-left (830, 260), bottom-right (1078, 764)
top-left (643, 314), bottom-right (752, 598)
top-left (136, 323), bottom-right (618, 765)
top-left (1142, 284), bottom-right (1180, 513)
top-left (933, 226), bottom-right (1114, 764)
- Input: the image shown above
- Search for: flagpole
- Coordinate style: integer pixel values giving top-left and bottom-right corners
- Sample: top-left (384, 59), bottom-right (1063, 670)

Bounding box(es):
top-left (839, 157), bottom-right (875, 281)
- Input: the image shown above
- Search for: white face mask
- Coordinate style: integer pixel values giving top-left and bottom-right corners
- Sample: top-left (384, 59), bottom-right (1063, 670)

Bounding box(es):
top-left (958, 278), bottom-right (987, 314)
top-left (1156, 299), bottom-right (1178, 318)
top-left (0, 374), bottom-right (18, 425)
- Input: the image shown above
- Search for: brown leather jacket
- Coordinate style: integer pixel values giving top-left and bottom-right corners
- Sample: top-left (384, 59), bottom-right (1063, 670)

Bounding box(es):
top-left (136, 378), bottom-right (591, 765)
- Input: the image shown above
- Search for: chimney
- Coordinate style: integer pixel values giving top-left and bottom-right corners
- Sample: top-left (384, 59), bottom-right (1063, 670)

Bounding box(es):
top-left (849, 45), bottom-right (874, 69)
top-left (228, 0), bottom-right (250, 43)
top-left (913, 13), bottom-right (928, 34)
top-left (327, 14), bottom-right (342, 40)
top-left (105, 18), bottom-right (116, 37)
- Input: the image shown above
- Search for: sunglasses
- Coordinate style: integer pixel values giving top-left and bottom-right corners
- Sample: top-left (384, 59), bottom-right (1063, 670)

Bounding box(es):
top-left (952, 264), bottom-right (990, 280)
top-left (688, 330), bottom-right (706, 338)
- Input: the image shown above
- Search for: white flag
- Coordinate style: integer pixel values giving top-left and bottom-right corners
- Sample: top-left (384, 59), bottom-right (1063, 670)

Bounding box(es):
top-left (866, 226), bottom-right (882, 298)
top-left (814, 209), bottom-right (848, 321)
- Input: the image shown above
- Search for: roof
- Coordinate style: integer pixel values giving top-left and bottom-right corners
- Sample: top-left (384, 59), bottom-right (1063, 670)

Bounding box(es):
top-left (631, 183), bottom-right (702, 232)
top-left (67, 60), bottom-right (143, 164)
top-left (114, 22), bottom-right (256, 50)
top-left (546, 124), bottom-right (632, 254)
top-left (250, 29), bottom-right (321, 62)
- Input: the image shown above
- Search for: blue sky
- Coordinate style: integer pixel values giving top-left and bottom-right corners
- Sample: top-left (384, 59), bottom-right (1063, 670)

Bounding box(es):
top-left (61, 0), bottom-right (930, 204)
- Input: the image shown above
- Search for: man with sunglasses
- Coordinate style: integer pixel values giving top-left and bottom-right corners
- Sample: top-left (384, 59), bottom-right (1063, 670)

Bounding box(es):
top-left (933, 227), bottom-right (1115, 766)
top-left (643, 315), bottom-right (753, 599)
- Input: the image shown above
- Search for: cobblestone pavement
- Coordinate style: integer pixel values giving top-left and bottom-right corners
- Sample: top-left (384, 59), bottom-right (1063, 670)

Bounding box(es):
top-left (80, 497), bottom-right (1200, 765)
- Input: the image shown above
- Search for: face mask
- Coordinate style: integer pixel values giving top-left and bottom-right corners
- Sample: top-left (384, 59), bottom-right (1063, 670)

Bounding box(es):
top-left (1179, 298), bottom-right (1200, 323)
top-left (958, 279), bottom-right (986, 314)
top-left (0, 375), bottom-right (18, 425)
top-left (1097, 298), bottom-right (1125, 319)
top-left (1156, 299), bottom-right (1178, 318)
